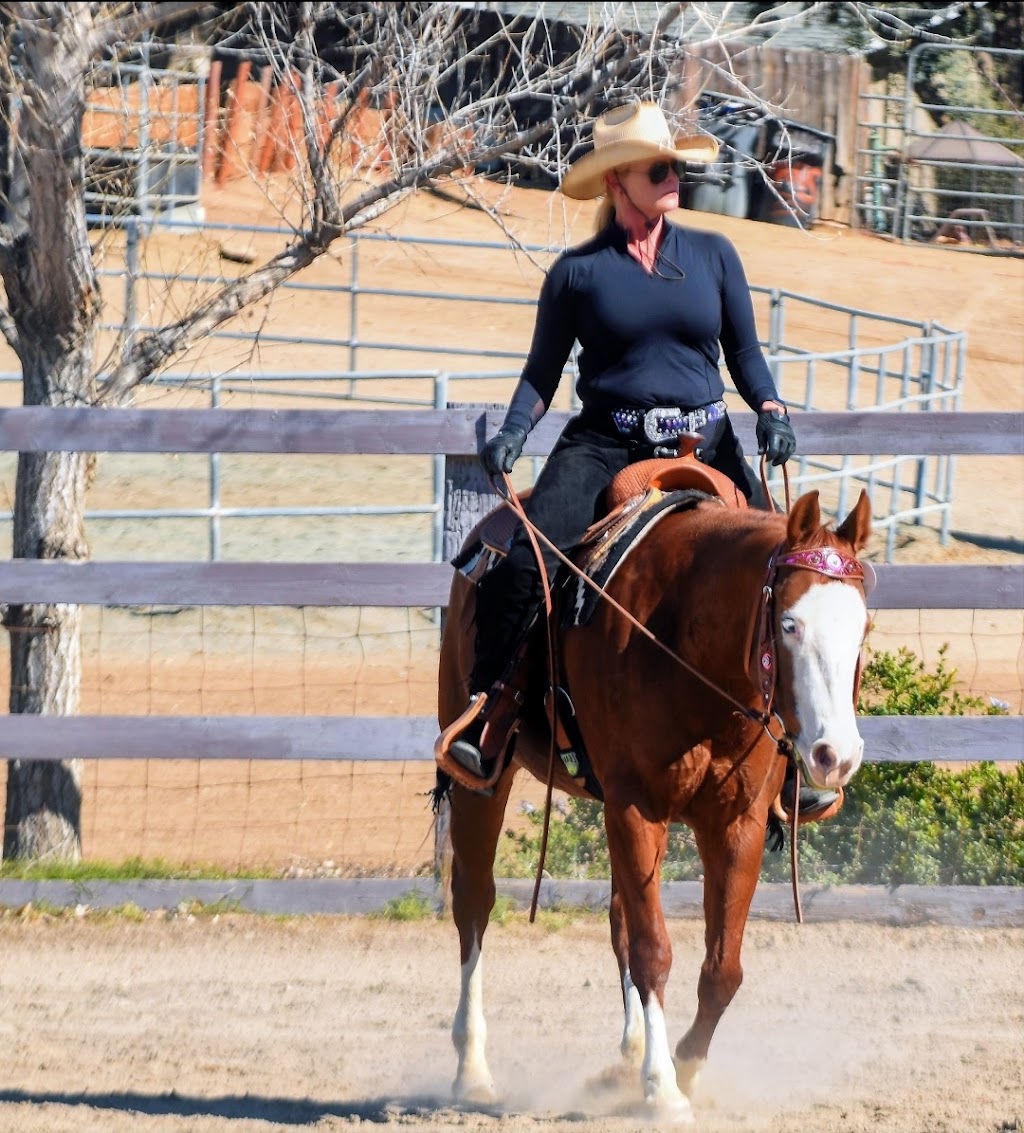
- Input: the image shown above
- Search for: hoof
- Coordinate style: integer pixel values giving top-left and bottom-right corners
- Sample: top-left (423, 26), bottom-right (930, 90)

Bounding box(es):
top-left (646, 1092), bottom-right (696, 1126)
top-left (453, 1072), bottom-right (498, 1108)
top-left (675, 1056), bottom-right (704, 1098)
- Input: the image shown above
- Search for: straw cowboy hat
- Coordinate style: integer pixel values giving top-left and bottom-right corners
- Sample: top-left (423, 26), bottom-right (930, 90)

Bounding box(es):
top-left (560, 102), bottom-right (719, 201)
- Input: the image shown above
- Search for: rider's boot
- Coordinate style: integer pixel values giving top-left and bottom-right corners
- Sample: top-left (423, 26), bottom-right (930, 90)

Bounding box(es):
top-left (447, 715), bottom-right (488, 779)
top-left (442, 673), bottom-right (529, 794)
top-left (446, 622), bottom-right (536, 786)
top-left (444, 562), bottom-right (539, 789)
top-left (780, 761), bottom-right (841, 821)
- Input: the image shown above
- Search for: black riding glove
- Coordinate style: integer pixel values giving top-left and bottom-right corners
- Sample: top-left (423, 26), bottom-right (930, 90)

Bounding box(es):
top-left (481, 424), bottom-right (527, 477)
top-left (756, 408), bottom-right (796, 467)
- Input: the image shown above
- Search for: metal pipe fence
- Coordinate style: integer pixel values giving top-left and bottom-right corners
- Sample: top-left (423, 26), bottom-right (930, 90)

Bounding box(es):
top-left (0, 222), bottom-right (966, 564)
top-left (855, 44), bottom-right (1024, 251)
top-left (84, 57), bottom-right (204, 223)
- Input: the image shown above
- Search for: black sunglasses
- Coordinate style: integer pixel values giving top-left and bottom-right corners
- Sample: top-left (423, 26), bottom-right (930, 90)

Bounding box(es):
top-left (646, 160), bottom-right (684, 185)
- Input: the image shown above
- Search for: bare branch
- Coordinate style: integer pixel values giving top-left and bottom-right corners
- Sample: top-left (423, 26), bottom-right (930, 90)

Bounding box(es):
top-left (0, 296), bottom-right (19, 354)
top-left (99, 233), bottom-right (322, 403)
top-left (96, 1), bottom-right (700, 399)
top-left (14, 0), bottom-right (909, 406)
top-left (88, 1), bottom-right (222, 57)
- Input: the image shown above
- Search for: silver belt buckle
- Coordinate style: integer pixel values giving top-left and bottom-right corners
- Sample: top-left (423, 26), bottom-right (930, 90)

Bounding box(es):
top-left (642, 405), bottom-right (683, 444)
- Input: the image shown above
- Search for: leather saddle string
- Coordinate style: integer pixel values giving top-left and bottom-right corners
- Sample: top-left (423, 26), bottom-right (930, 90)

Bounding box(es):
top-left (496, 472), bottom-right (561, 924)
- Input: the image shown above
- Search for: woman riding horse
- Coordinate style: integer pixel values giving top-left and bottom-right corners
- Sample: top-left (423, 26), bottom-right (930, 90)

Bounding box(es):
top-left (440, 101), bottom-right (833, 817)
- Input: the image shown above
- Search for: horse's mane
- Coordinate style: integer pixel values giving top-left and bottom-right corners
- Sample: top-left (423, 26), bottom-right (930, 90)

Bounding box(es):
top-left (669, 497), bottom-right (783, 548)
top-left (693, 498), bottom-right (857, 554)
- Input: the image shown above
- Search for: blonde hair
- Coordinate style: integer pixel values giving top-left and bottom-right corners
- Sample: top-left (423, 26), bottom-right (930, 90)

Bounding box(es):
top-left (593, 195), bottom-right (615, 234)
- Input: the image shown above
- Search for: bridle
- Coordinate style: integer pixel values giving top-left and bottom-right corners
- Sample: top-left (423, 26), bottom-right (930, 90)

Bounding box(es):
top-left (751, 542), bottom-right (869, 742)
top-left (750, 540), bottom-right (870, 922)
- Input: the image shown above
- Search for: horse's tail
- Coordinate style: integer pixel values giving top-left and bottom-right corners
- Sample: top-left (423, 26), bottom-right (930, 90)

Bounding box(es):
top-left (765, 808), bottom-right (785, 853)
top-left (430, 769), bottom-right (452, 812)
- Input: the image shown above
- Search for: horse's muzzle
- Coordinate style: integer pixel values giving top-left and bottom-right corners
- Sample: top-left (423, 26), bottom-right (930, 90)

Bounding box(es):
top-left (805, 738), bottom-right (863, 789)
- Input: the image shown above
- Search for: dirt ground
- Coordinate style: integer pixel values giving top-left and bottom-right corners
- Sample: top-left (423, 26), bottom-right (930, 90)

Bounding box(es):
top-left (0, 915), bottom-right (1020, 1133)
top-left (0, 174), bottom-right (1021, 874)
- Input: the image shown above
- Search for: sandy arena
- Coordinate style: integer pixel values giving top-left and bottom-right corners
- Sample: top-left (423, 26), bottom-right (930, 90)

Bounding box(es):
top-left (0, 915), bottom-right (1021, 1133)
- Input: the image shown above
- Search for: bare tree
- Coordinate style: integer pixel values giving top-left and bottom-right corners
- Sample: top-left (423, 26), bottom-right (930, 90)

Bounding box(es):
top-left (0, 1), bottom-right (932, 860)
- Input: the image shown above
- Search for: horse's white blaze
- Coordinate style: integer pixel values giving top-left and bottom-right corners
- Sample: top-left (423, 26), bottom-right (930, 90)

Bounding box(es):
top-left (620, 968), bottom-right (645, 1064)
top-left (452, 943), bottom-right (495, 1103)
top-left (782, 583), bottom-right (866, 789)
top-left (642, 995), bottom-right (695, 1123)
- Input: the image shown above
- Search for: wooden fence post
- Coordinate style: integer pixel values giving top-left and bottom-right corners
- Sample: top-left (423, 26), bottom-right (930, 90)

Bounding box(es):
top-left (251, 65), bottom-right (274, 174)
top-left (202, 59), bottom-right (222, 181)
top-left (433, 404), bottom-right (503, 905)
top-left (216, 61), bottom-right (251, 186)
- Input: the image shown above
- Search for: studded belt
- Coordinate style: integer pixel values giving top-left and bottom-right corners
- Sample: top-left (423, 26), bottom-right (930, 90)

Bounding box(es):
top-left (608, 400), bottom-right (728, 444)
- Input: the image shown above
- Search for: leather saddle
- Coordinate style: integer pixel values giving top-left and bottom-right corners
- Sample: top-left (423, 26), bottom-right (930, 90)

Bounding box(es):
top-left (469, 447), bottom-right (746, 575)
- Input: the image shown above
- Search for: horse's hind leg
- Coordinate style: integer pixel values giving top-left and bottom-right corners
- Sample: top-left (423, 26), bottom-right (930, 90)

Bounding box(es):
top-left (448, 768), bottom-right (516, 1105)
top-left (675, 812), bottom-right (765, 1097)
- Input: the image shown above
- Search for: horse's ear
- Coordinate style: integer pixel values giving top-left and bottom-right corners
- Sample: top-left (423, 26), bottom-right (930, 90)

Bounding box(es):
top-left (836, 489), bottom-right (872, 553)
top-left (786, 490), bottom-right (821, 546)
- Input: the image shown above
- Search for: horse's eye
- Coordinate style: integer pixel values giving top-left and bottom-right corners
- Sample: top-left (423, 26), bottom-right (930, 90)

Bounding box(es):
top-left (781, 616), bottom-right (798, 635)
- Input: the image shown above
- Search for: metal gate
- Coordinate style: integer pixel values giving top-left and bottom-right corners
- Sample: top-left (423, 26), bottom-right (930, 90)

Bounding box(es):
top-left (855, 43), bottom-right (1024, 252)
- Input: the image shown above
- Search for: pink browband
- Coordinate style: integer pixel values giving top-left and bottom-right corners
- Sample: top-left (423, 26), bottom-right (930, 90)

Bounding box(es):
top-left (777, 547), bottom-right (865, 581)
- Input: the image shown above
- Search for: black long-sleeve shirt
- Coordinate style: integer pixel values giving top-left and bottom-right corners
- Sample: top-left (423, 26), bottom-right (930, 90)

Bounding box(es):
top-left (504, 220), bottom-right (781, 433)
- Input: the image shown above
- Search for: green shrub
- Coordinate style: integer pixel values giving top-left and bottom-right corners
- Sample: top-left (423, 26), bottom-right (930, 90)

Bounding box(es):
top-left (497, 646), bottom-right (1021, 886)
top-left (761, 760), bottom-right (1024, 886)
top-left (761, 644), bottom-right (1019, 886)
top-left (371, 889), bottom-right (438, 921)
top-left (858, 643), bottom-right (1003, 718)
top-left (495, 798), bottom-right (609, 879)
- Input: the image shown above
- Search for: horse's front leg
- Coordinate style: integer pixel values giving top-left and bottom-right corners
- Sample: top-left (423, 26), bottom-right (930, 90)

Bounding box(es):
top-left (610, 870), bottom-right (645, 1067)
top-left (675, 810), bottom-right (766, 1098)
top-left (587, 870), bottom-right (645, 1094)
top-left (604, 800), bottom-right (693, 1124)
top-left (449, 768), bottom-right (516, 1105)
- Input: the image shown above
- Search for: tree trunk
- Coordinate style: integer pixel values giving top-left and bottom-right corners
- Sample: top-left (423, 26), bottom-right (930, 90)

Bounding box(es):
top-left (0, 6), bottom-right (98, 861)
top-left (3, 444), bottom-right (90, 861)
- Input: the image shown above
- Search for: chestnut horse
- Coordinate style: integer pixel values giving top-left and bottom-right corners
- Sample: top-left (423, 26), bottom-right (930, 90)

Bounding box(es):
top-left (437, 487), bottom-right (872, 1121)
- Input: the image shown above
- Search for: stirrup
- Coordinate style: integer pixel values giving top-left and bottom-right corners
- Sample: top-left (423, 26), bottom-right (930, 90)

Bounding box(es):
top-left (773, 782), bottom-right (844, 825)
top-left (448, 726), bottom-right (487, 779)
top-left (434, 694), bottom-right (506, 795)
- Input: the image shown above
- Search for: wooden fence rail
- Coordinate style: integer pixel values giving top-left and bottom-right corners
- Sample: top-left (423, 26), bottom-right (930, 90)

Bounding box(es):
top-left (0, 407), bottom-right (1020, 764)
top-left (0, 714), bottom-right (1018, 763)
top-left (0, 559), bottom-right (1019, 609)
top-left (0, 407), bottom-right (1020, 456)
